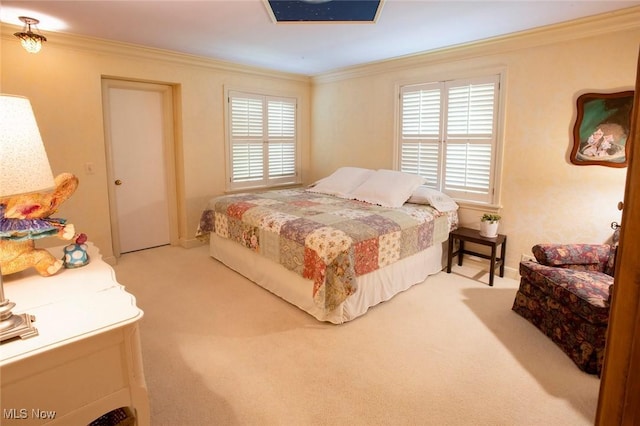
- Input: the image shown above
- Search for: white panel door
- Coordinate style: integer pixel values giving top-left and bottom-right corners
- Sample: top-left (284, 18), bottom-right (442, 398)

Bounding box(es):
top-left (106, 85), bottom-right (171, 253)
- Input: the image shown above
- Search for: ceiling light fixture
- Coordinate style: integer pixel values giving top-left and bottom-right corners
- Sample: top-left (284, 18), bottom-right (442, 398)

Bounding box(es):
top-left (14, 16), bottom-right (47, 54)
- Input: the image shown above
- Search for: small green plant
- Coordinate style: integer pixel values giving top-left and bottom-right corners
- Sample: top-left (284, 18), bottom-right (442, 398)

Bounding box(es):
top-left (481, 213), bottom-right (501, 223)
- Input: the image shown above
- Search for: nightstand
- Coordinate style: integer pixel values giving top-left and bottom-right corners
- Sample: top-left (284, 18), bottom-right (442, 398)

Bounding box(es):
top-left (446, 227), bottom-right (507, 286)
top-left (0, 244), bottom-right (149, 425)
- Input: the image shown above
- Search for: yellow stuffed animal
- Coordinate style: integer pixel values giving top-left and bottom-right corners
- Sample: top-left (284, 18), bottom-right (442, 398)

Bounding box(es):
top-left (0, 173), bottom-right (79, 276)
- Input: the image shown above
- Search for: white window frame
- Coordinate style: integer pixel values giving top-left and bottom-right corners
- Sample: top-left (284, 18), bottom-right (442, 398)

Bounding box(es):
top-left (395, 71), bottom-right (505, 207)
top-left (225, 88), bottom-right (300, 192)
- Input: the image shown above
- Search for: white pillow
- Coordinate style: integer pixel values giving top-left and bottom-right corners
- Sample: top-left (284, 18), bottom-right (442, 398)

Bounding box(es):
top-left (408, 186), bottom-right (459, 212)
top-left (348, 169), bottom-right (425, 208)
top-left (306, 167), bottom-right (374, 198)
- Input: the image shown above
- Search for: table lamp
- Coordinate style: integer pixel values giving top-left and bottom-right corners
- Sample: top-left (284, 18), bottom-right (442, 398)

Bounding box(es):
top-left (0, 94), bottom-right (56, 342)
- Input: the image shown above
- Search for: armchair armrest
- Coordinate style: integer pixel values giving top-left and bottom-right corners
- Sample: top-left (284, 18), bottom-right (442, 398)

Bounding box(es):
top-left (532, 243), bottom-right (612, 272)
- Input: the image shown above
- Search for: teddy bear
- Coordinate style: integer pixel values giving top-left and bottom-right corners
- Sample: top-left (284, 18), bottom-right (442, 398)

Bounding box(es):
top-left (0, 173), bottom-right (79, 277)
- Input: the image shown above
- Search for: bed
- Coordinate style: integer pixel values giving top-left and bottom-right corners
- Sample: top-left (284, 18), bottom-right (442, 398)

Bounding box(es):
top-left (196, 168), bottom-right (459, 324)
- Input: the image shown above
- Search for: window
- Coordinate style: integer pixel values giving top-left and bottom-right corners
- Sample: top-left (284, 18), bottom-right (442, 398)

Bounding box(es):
top-left (398, 75), bottom-right (502, 205)
top-left (226, 90), bottom-right (298, 191)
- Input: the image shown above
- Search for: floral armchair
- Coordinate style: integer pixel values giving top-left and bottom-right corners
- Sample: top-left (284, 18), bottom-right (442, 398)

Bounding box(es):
top-left (512, 231), bottom-right (619, 375)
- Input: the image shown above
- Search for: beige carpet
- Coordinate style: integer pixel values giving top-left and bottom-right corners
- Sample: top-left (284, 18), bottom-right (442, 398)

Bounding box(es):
top-left (113, 244), bottom-right (600, 426)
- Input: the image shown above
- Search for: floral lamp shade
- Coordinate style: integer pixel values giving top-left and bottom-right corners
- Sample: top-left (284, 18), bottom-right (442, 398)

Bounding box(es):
top-left (0, 94), bottom-right (55, 198)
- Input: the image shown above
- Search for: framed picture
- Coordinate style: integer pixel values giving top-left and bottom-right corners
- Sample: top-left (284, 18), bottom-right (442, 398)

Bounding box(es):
top-left (571, 90), bottom-right (634, 167)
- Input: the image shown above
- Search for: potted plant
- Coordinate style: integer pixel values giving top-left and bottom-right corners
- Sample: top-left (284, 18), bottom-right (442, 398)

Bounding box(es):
top-left (480, 213), bottom-right (501, 238)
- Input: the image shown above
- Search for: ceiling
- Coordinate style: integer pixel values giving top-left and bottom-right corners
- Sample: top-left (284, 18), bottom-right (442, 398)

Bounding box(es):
top-left (2, 1), bottom-right (640, 75)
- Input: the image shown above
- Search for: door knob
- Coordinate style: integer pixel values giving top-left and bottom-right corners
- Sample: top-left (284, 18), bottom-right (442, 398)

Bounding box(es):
top-left (115, 179), bottom-right (122, 185)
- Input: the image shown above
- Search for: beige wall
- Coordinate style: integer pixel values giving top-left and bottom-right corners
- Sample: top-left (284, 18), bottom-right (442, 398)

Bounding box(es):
top-left (2, 8), bottom-right (639, 274)
top-left (1, 29), bottom-right (312, 263)
top-left (310, 11), bottom-right (640, 274)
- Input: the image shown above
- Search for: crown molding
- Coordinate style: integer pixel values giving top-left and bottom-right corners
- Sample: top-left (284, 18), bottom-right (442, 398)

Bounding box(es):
top-left (2, 5), bottom-right (639, 85)
top-left (0, 23), bottom-right (311, 84)
top-left (311, 5), bottom-right (640, 84)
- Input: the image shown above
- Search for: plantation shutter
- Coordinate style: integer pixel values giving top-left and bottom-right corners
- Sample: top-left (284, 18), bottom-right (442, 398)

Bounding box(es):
top-left (267, 98), bottom-right (296, 180)
top-left (400, 82), bottom-right (442, 188)
top-left (444, 76), bottom-right (498, 203)
top-left (398, 74), bottom-right (500, 205)
top-left (230, 93), bottom-right (264, 184)
top-left (228, 91), bottom-right (297, 190)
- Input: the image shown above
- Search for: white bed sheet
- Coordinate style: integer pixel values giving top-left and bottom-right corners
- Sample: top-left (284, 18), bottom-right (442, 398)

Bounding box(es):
top-left (209, 232), bottom-right (446, 324)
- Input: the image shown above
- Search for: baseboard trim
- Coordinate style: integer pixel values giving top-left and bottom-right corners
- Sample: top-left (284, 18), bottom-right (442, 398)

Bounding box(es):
top-left (179, 237), bottom-right (206, 249)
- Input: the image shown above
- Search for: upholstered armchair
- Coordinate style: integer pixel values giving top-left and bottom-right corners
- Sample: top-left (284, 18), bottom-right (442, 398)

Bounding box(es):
top-left (512, 232), bottom-right (618, 375)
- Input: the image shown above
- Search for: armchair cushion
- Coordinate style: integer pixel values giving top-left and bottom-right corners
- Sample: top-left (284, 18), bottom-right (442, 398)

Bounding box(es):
top-left (532, 243), bottom-right (612, 274)
top-left (519, 261), bottom-right (612, 324)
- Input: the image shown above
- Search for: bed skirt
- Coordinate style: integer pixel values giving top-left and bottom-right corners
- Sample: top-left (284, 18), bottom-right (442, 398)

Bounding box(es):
top-left (209, 233), bottom-right (446, 324)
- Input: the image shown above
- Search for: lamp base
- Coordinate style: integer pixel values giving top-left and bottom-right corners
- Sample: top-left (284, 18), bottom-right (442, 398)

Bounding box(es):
top-left (0, 300), bottom-right (38, 343)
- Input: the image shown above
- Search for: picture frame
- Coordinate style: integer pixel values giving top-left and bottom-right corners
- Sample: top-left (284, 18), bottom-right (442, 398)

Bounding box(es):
top-left (571, 90), bottom-right (634, 167)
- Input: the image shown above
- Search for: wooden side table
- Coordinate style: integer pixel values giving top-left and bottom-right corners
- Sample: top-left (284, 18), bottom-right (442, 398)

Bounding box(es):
top-left (447, 227), bottom-right (507, 286)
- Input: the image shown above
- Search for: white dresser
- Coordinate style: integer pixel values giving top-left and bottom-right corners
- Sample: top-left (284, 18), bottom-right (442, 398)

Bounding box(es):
top-left (0, 244), bottom-right (150, 425)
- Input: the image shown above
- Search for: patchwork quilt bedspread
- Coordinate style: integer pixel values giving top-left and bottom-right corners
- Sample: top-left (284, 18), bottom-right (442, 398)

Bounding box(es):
top-left (197, 189), bottom-right (458, 313)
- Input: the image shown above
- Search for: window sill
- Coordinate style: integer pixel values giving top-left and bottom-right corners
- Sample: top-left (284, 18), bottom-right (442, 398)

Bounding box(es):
top-left (225, 182), bottom-right (304, 194)
top-left (455, 200), bottom-right (502, 213)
